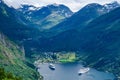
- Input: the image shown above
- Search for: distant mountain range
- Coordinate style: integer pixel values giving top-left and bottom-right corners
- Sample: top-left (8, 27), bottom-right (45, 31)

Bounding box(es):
top-left (50, 1), bottom-right (120, 33)
top-left (16, 4), bottom-right (73, 30)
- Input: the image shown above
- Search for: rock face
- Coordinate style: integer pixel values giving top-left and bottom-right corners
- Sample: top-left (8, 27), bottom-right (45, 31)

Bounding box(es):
top-left (0, 32), bottom-right (41, 80)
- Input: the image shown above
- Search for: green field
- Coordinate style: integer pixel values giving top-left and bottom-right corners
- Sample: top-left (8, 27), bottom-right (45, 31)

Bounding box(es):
top-left (57, 53), bottom-right (77, 63)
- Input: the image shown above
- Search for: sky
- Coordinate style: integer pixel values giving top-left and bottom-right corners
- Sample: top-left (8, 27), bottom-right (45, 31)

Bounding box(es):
top-left (3, 0), bottom-right (120, 12)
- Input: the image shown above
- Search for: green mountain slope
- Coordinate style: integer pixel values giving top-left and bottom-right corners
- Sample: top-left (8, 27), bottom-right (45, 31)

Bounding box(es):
top-left (0, 1), bottom-right (42, 80)
top-left (80, 7), bottom-right (120, 78)
top-left (0, 32), bottom-right (42, 80)
top-left (0, 68), bottom-right (22, 80)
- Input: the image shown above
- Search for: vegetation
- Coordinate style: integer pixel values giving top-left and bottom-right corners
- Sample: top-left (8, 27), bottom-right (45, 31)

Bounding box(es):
top-left (57, 52), bottom-right (77, 63)
top-left (0, 32), bottom-right (41, 80)
top-left (0, 68), bottom-right (22, 80)
top-left (0, 2), bottom-right (43, 80)
top-left (33, 52), bottom-right (79, 64)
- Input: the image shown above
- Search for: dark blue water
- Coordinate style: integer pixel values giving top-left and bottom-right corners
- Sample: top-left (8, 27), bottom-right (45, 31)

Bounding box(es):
top-left (37, 63), bottom-right (115, 80)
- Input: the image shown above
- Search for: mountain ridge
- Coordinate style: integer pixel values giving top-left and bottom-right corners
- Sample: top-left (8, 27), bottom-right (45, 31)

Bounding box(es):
top-left (16, 4), bottom-right (73, 30)
top-left (50, 1), bottom-right (120, 34)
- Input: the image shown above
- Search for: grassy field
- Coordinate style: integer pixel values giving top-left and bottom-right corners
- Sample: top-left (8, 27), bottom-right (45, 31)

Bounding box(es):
top-left (57, 52), bottom-right (77, 63)
top-left (34, 52), bottom-right (78, 64)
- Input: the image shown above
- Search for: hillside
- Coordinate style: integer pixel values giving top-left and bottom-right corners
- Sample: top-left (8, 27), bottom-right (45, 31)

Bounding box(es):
top-left (0, 1), bottom-right (42, 80)
top-left (0, 1), bottom-right (40, 42)
top-left (0, 68), bottom-right (22, 80)
top-left (79, 7), bottom-right (120, 78)
top-left (0, 32), bottom-right (42, 80)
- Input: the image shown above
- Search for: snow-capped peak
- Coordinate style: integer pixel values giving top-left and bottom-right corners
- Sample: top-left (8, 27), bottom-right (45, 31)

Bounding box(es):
top-left (18, 4), bottom-right (41, 12)
top-left (51, 3), bottom-right (60, 7)
top-left (104, 1), bottom-right (120, 11)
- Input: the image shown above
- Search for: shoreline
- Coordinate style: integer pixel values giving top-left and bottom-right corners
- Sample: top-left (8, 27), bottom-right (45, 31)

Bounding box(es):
top-left (35, 61), bottom-right (120, 80)
top-left (35, 62), bottom-right (116, 80)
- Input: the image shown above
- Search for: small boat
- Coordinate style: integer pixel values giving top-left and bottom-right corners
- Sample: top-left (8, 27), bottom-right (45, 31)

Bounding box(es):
top-left (49, 63), bottom-right (55, 70)
top-left (78, 67), bottom-right (90, 75)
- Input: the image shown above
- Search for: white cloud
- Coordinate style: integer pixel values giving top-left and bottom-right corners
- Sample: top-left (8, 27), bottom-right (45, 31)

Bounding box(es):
top-left (3, 0), bottom-right (120, 12)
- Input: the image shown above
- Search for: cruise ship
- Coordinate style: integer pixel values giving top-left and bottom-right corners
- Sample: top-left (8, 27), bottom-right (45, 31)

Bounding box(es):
top-left (49, 63), bottom-right (55, 70)
top-left (78, 67), bottom-right (90, 75)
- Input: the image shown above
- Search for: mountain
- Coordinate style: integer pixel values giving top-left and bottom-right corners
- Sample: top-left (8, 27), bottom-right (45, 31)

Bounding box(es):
top-left (30, 2), bottom-right (120, 51)
top-left (17, 4), bottom-right (73, 30)
top-left (38, 4), bottom-right (120, 57)
top-left (0, 32), bottom-right (42, 80)
top-left (104, 1), bottom-right (120, 12)
top-left (0, 1), bottom-right (43, 80)
top-left (38, 7), bottom-right (120, 78)
top-left (0, 68), bottom-right (22, 80)
top-left (79, 7), bottom-right (120, 78)
top-left (50, 1), bottom-right (120, 34)
top-left (0, 1), bottom-right (41, 43)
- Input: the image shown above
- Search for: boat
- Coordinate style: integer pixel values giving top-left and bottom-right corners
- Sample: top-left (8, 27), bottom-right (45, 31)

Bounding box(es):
top-left (49, 63), bottom-right (55, 70)
top-left (78, 67), bottom-right (90, 75)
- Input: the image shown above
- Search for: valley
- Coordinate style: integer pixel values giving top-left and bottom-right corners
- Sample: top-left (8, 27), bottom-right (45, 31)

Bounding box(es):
top-left (0, 0), bottom-right (120, 80)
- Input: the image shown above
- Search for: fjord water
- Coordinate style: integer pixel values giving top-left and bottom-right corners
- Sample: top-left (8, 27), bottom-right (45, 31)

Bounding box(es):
top-left (38, 63), bottom-right (115, 80)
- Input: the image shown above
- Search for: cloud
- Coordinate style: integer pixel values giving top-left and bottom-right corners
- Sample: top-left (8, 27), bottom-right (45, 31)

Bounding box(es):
top-left (3, 0), bottom-right (120, 12)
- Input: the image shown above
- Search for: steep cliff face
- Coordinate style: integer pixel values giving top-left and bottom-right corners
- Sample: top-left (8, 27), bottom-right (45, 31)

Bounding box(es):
top-left (0, 32), bottom-right (42, 80)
